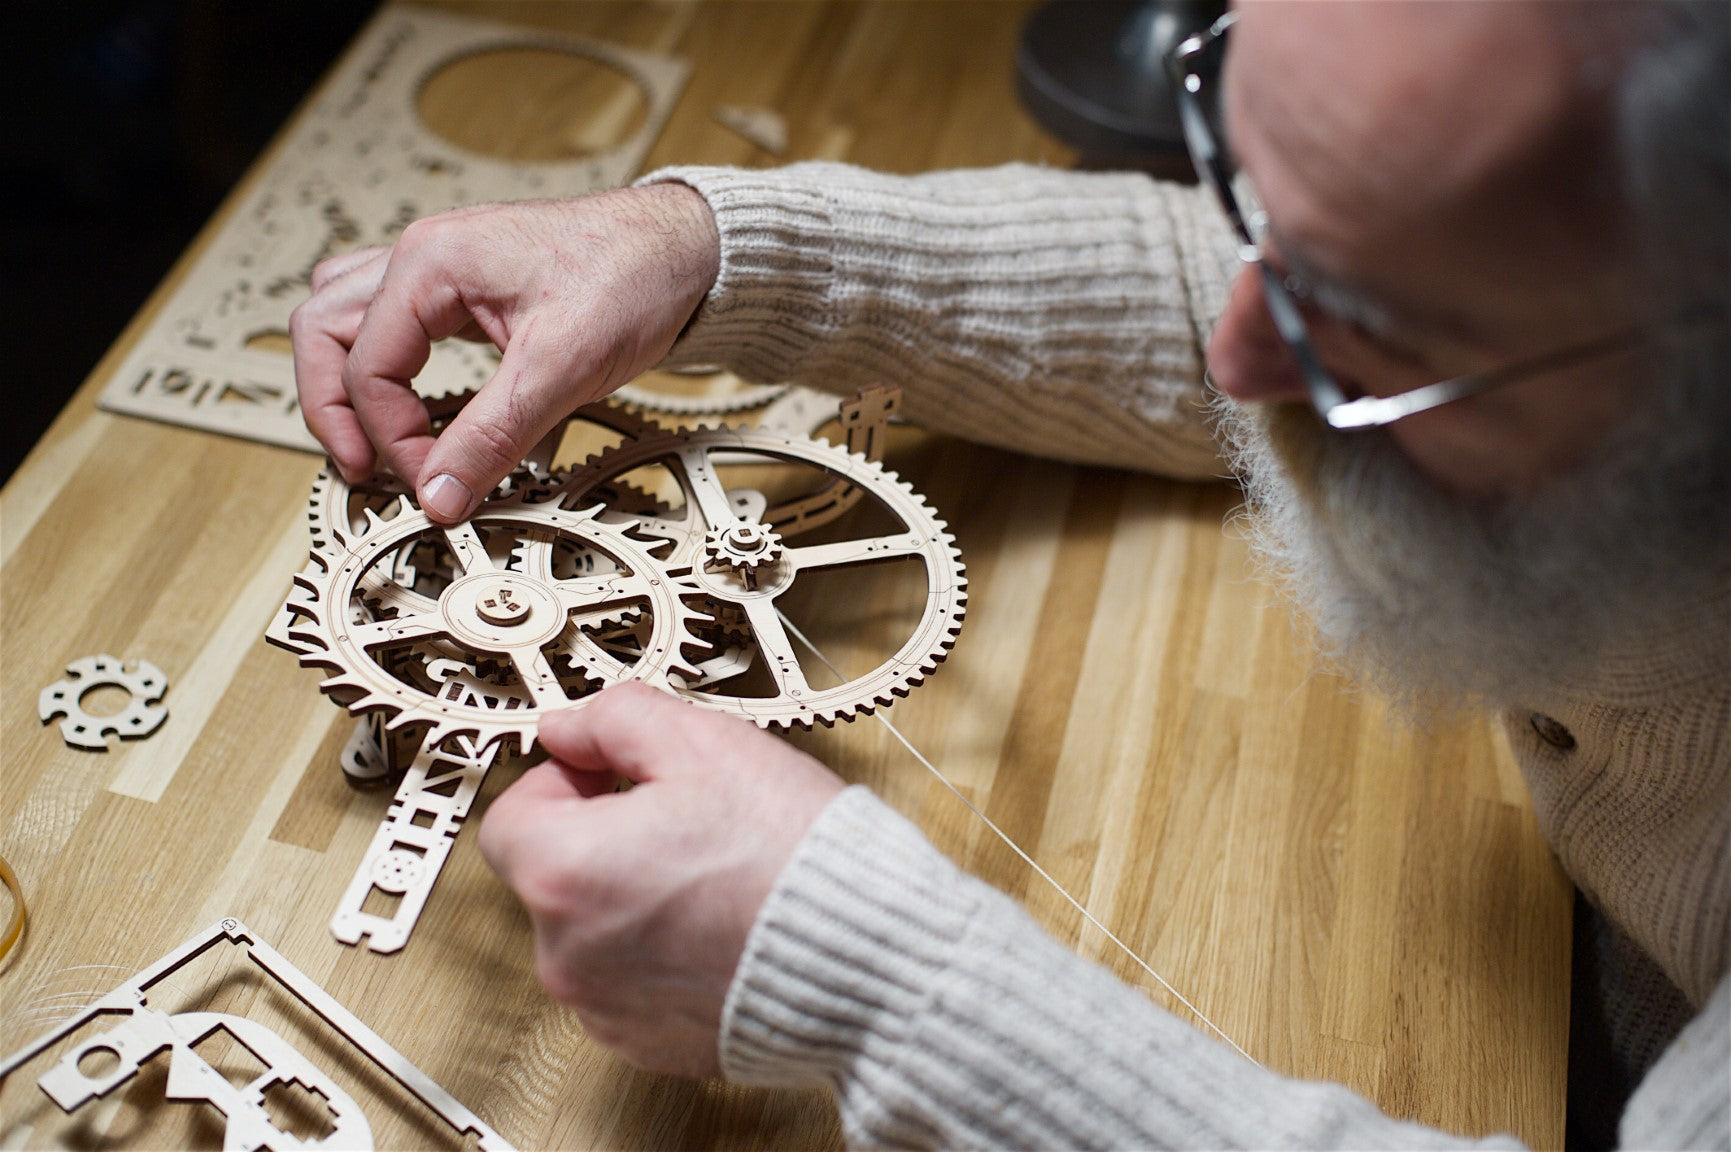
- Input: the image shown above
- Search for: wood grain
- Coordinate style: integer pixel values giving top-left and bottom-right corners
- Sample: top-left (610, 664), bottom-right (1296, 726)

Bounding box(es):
top-left (0, 3), bottom-right (1571, 1148)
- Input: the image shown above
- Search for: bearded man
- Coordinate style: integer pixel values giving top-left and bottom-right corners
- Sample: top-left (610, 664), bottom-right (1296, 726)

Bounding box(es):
top-left (290, 1), bottom-right (1728, 1146)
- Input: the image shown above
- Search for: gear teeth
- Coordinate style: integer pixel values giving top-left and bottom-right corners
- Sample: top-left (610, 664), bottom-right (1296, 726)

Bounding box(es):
top-left (612, 380), bottom-right (790, 418)
top-left (39, 655), bottom-right (171, 751)
top-left (274, 417), bottom-right (965, 747)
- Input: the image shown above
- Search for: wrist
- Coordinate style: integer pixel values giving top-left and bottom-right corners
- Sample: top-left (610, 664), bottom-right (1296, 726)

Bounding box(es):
top-left (643, 180), bottom-right (720, 326)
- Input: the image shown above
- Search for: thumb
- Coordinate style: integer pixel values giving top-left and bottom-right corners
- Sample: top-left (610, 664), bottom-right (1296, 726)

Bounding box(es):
top-left (413, 340), bottom-right (593, 523)
top-left (537, 684), bottom-right (714, 786)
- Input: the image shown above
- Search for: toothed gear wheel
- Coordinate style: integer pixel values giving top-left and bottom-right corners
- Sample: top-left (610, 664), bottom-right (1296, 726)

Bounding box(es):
top-left (39, 655), bottom-right (170, 750)
top-left (555, 427), bottom-right (968, 729)
top-left (306, 398), bottom-right (657, 553)
top-left (268, 498), bottom-right (712, 757)
top-left (704, 522), bottom-right (785, 576)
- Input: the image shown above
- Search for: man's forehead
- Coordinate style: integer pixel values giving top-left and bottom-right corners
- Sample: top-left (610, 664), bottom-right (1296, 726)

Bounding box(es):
top-left (1227, 1), bottom-right (1595, 290)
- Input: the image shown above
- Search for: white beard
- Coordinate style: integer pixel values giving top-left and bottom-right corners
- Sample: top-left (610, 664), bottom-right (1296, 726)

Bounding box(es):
top-left (1213, 378), bottom-right (1729, 710)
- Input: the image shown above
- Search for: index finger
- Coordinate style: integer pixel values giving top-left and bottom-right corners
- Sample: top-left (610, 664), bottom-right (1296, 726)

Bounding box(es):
top-left (292, 249), bottom-right (391, 479)
top-left (340, 243), bottom-right (489, 483)
top-left (536, 684), bottom-right (729, 785)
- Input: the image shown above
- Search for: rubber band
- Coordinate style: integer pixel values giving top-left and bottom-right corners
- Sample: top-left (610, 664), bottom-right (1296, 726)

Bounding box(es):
top-left (0, 854), bottom-right (26, 966)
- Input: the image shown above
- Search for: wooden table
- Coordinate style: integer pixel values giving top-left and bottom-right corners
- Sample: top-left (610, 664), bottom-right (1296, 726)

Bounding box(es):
top-left (0, 2), bottom-right (1572, 1147)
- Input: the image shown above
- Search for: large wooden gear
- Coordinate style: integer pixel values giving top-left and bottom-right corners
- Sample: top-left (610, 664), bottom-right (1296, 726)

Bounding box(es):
top-left (274, 388), bottom-right (964, 744)
top-left (269, 499), bottom-right (711, 757)
top-left (548, 426), bottom-right (968, 729)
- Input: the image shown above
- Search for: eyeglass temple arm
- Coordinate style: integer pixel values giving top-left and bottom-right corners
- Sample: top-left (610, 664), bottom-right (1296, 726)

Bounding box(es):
top-left (1322, 321), bottom-right (1702, 430)
top-left (1254, 263), bottom-right (1351, 414)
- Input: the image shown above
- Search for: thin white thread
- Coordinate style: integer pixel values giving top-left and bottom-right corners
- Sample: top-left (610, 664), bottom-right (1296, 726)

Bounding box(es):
top-left (776, 611), bottom-right (1260, 1066)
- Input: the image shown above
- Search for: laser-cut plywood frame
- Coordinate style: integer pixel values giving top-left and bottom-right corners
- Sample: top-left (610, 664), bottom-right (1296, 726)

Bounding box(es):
top-left (97, 6), bottom-right (690, 453)
top-left (0, 918), bottom-right (514, 1149)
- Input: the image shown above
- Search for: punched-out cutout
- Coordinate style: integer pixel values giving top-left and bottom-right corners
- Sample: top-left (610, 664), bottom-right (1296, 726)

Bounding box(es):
top-left (39, 655), bottom-right (169, 752)
top-left (0, 918), bottom-right (514, 1150)
top-left (96, 6), bottom-right (689, 452)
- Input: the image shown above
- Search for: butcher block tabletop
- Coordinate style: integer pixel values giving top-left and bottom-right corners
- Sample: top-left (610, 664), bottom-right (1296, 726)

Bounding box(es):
top-left (0, 3), bottom-right (1570, 1148)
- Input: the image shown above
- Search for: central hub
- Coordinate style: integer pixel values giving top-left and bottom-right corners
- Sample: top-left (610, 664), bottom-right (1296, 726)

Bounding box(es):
top-left (722, 523), bottom-right (771, 555)
top-left (475, 581), bottom-right (530, 625)
top-left (439, 572), bottom-right (566, 651)
top-left (697, 521), bottom-right (792, 598)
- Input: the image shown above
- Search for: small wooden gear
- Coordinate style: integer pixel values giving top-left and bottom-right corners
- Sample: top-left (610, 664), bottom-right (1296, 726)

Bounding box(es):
top-left (38, 655), bottom-right (170, 751)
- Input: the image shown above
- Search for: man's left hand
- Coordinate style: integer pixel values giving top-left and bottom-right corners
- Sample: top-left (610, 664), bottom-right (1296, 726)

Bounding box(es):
top-left (477, 683), bottom-right (845, 1077)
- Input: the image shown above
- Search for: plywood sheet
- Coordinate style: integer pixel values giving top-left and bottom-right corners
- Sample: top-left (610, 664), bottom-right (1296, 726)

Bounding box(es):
top-left (96, 6), bottom-right (688, 452)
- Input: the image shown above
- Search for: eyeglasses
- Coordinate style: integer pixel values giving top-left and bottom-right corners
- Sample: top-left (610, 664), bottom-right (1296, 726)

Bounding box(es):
top-left (1166, 11), bottom-right (1709, 431)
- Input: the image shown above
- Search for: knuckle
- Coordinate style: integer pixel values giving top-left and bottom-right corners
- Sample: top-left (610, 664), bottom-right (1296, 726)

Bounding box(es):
top-left (536, 953), bottom-right (603, 1015)
top-left (515, 864), bottom-right (590, 925)
top-left (395, 215), bottom-right (457, 264)
top-left (534, 950), bottom-right (580, 1006)
top-left (394, 215), bottom-right (435, 249)
top-left (308, 256), bottom-right (340, 291)
top-left (463, 413), bottom-right (527, 476)
top-left (287, 300), bottom-right (317, 340)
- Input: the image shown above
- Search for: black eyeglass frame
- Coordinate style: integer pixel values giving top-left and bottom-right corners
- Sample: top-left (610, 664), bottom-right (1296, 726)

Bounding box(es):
top-left (1166, 11), bottom-right (1707, 431)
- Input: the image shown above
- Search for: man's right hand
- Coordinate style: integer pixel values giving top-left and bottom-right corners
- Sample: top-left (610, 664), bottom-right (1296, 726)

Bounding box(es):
top-left (289, 182), bottom-right (720, 522)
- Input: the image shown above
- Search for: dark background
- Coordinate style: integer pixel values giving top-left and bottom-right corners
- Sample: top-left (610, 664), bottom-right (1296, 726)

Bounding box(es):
top-left (3, 2), bottom-right (376, 483)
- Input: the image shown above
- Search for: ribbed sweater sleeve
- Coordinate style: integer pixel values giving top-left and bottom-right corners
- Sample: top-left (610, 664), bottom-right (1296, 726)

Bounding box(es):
top-left (635, 163), bottom-right (1236, 480)
top-left (721, 786), bottom-right (1526, 1150)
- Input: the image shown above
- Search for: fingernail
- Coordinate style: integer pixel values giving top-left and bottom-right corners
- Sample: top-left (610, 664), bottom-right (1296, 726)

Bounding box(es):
top-left (421, 473), bottom-right (473, 521)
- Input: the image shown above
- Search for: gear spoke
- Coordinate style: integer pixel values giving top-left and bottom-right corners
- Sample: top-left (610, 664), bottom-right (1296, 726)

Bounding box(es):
top-left (359, 570), bottom-right (437, 617)
top-left (675, 445), bottom-right (744, 531)
top-left (443, 521), bottom-right (497, 575)
top-left (785, 534), bottom-right (927, 572)
top-left (553, 574), bottom-right (630, 605)
top-left (507, 645), bottom-right (568, 709)
top-left (740, 597), bottom-right (812, 697)
top-left (347, 612), bottom-right (449, 650)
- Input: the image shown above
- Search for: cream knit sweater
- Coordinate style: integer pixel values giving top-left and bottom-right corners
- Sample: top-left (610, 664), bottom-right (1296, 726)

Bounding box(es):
top-left (642, 163), bottom-right (1731, 1150)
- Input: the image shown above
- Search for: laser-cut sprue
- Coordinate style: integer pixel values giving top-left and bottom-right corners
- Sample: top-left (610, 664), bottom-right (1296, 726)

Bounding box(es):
top-left (95, 6), bottom-right (689, 453)
top-left (0, 918), bottom-right (514, 1150)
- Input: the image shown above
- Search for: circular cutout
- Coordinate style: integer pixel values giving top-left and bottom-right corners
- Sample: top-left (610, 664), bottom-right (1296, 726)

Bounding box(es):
top-left (371, 849), bottom-right (426, 894)
top-left (78, 1045), bottom-right (123, 1079)
top-left (417, 47), bottom-right (649, 161)
top-left (243, 329), bottom-right (294, 357)
top-left (77, 684), bottom-right (133, 718)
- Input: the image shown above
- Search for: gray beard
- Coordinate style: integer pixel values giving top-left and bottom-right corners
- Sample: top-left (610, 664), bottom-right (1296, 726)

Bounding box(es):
top-left (1213, 376), bottom-right (1729, 711)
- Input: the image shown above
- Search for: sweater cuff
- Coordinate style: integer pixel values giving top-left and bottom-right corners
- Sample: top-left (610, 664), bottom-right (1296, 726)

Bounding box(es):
top-left (719, 786), bottom-right (977, 1088)
top-left (635, 165), bottom-right (836, 381)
